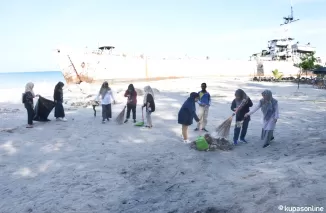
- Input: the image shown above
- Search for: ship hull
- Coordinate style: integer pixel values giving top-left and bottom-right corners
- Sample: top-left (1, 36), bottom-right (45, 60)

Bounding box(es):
top-left (55, 50), bottom-right (301, 84)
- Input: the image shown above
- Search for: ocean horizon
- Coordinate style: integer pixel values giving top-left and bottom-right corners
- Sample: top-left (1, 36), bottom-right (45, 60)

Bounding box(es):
top-left (0, 71), bottom-right (65, 90)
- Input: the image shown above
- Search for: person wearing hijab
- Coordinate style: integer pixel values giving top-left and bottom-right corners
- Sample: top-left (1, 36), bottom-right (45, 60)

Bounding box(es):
top-left (96, 81), bottom-right (116, 123)
top-left (22, 82), bottom-right (38, 128)
top-left (244, 90), bottom-right (279, 148)
top-left (142, 85), bottom-right (155, 128)
top-left (124, 84), bottom-right (138, 123)
top-left (231, 89), bottom-right (253, 145)
top-left (178, 92), bottom-right (200, 143)
top-left (195, 83), bottom-right (211, 132)
top-left (53, 81), bottom-right (67, 121)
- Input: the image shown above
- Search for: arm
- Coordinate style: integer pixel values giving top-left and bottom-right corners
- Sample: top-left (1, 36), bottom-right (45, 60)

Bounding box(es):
top-left (192, 103), bottom-right (199, 122)
top-left (247, 101), bottom-right (261, 116)
top-left (274, 102), bottom-right (279, 120)
top-left (193, 109), bottom-right (199, 122)
top-left (208, 93), bottom-right (211, 106)
top-left (231, 100), bottom-right (236, 111)
top-left (124, 90), bottom-right (129, 97)
top-left (109, 90), bottom-right (115, 102)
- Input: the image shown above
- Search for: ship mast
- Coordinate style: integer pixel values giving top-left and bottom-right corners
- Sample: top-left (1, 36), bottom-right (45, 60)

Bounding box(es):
top-left (280, 0), bottom-right (299, 26)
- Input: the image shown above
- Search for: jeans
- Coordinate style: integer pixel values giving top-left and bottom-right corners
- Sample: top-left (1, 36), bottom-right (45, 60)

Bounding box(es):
top-left (25, 103), bottom-right (34, 125)
top-left (233, 117), bottom-right (250, 141)
top-left (126, 104), bottom-right (136, 120)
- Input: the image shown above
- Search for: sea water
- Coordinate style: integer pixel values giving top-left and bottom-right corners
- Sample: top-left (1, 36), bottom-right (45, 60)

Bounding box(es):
top-left (0, 71), bottom-right (65, 103)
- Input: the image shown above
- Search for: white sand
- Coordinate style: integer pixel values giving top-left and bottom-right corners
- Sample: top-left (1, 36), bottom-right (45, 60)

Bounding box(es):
top-left (1, 78), bottom-right (326, 213)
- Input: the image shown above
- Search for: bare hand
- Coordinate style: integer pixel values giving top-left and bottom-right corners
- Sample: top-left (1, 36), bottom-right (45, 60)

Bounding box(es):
top-left (244, 113), bottom-right (249, 118)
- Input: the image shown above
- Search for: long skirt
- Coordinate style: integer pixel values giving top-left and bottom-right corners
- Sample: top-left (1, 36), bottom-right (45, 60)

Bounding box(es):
top-left (54, 101), bottom-right (65, 118)
top-left (261, 129), bottom-right (273, 145)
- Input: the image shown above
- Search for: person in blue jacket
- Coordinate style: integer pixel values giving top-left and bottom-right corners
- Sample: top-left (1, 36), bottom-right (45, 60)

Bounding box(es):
top-left (178, 92), bottom-right (200, 143)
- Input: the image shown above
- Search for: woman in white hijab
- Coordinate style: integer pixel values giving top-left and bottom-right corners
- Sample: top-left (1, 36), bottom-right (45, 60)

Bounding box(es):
top-left (22, 82), bottom-right (38, 128)
top-left (142, 86), bottom-right (155, 128)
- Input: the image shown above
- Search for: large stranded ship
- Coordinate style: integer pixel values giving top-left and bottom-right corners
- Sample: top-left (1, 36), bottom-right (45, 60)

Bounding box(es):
top-left (55, 3), bottom-right (324, 84)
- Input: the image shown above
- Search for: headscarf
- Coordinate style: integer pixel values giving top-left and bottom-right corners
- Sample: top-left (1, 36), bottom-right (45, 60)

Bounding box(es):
top-left (143, 85), bottom-right (154, 104)
top-left (128, 84), bottom-right (135, 92)
top-left (25, 82), bottom-right (35, 96)
top-left (54, 81), bottom-right (64, 100)
top-left (235, 89), bottom-right (248, 107)
top-left (99, 81), bottom-right (110, 99)
top-left (127, 84), bottom-right (135, 100)
top-left (260, 90), bottom-right (278, 121)
top-left (190, 92), bottom-right (199, 100)
top-left (54, 81), bottom-right (64, 92)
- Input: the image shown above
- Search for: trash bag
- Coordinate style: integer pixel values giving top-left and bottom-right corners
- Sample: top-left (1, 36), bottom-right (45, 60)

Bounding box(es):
top-left (195, 136), bottom-right (209, 151)
top-left (33, 96), bottom-right (56, 122)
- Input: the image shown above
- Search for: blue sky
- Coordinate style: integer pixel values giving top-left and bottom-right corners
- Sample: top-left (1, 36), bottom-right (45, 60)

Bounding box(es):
top-left (1, 0), bottom-right (326, 72)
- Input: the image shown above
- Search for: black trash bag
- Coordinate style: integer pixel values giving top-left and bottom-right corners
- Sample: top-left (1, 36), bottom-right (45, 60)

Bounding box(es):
top-left (33, 96), bottom-right (56, 122)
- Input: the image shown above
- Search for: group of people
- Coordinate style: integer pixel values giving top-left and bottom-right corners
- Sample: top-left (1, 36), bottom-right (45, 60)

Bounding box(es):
top-left (177, 83), bottom-right (279, 148)
top-left (22, 81), bottom-right (67, 128)
top-left (23, 80), bottom-right (279, 148)
top-left (96, 82), bottom-right (156, 128)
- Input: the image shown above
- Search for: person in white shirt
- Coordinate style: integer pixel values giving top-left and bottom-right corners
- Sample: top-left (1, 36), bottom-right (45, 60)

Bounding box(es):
top-left (96, 81), bottom-right (116, 123)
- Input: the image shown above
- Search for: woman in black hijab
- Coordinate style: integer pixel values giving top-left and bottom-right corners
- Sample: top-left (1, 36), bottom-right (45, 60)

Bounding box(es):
top-left (53, 81), bottom-right (67, 121)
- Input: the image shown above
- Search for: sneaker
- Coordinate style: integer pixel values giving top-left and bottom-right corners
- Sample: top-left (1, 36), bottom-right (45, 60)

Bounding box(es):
top-left (263, 143), bottom-right (270, 148)
top-left (233, 140), bottom-right (238, 145)
top-left (133, 119), bottom-right (136, 123)
top-left (124, 119), bottom-right (128, 123)
top-left (184, 139), bottom-right (191, 143)
top-left (194, 128), bottom-right (199, 131)
top-left (201, 128), bottom-right (209, 132)
top-left (102, 120), bottom-right (106, 124)
top-left (26, 125), bottom-right (33, 128)
top-left (239, 138), bottom-right (248, 143)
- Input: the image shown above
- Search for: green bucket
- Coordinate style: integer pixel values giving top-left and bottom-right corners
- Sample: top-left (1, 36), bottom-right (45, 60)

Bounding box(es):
top-left (195, 136), bottom-right (209, 151)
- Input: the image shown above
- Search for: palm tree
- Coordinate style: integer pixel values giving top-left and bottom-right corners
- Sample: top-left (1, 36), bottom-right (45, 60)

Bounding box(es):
top-left (272, 69), bottom-right (283, 81)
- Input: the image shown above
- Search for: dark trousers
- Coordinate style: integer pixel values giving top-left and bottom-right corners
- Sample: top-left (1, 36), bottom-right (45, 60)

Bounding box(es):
top-left (102, 104), bottom-right (112, 120)
top-left (126, 104), bottom-right (136, 120)
top-left (25, 103), bottom-right (34, 125)
top-left (233, 117), bottom-right (250, 141)
top-left (54, 101), bottom-right (65, 118)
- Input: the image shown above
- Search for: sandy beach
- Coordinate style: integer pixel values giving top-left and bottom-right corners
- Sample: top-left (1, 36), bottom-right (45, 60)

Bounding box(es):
top-left (1, 77), bottom-right (326, 213)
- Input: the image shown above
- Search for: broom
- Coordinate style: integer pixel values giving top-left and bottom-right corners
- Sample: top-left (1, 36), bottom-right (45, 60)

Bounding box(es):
top-left (215, 98), bottom-right (248, 138)
top-left (115, 105), bottom-right (127, 125)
